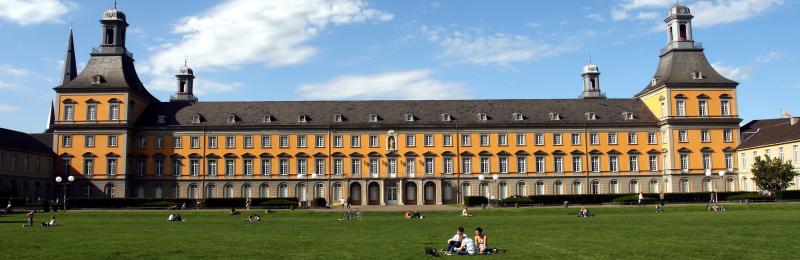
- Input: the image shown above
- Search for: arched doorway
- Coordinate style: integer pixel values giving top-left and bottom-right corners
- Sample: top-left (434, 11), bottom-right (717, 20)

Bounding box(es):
top-left (424, 181), bottom-right (436, 205)
top-left (405, 182), bottom-right (417, 205)
top-left (368, 182), bottom-right (380, 205)
top-left (349, 182), bottom-right (362, 205)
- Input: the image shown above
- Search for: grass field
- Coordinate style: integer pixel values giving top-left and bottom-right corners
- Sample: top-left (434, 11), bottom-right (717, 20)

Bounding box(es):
top-left (1, 203), bottom-right (798, 259)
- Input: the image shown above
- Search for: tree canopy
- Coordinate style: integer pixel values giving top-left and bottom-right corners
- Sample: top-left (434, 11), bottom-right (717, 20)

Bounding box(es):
top-left (751, 156), bottom-right (799, 195)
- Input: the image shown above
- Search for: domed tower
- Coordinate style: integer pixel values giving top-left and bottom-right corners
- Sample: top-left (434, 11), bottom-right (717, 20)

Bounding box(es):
top-left (170, 60), bottom-right (198, 103)
top-left (98, 3), bottom-right (128, 54)
top-left (664, 3), bottom-right (695, 50)
top-left (579, 61), bottom-right (605, 99)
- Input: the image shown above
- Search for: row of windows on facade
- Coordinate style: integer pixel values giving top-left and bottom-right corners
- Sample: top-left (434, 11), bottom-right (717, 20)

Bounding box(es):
top-left (0, 152), bottom-right (50, 173)
top-left (112, 130), bottom-right (734, 150)
top-left (106, 183), bottom-right (343, 200)
top-left (740, 145), bottom-right (800, 170)
top-left (185, 112), bottom-right (638, 125)
top-left (69, 152), bottom-right (733, 177)
top-left (61, 101), bottom-right (122, 121)
top-left (0, 180), bottom-right (50, 199)
top-left (666, 95), bottom-right (732, 117)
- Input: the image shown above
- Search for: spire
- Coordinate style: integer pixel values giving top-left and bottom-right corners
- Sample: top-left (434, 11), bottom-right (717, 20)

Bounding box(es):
top-left (45, 101), bottom-right (55, 133)
top-left (61, 27), bottom-right (77, 85)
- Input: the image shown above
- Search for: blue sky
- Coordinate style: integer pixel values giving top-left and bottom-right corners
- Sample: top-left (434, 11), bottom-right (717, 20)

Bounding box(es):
top-left (0, 0), bottom-right (798, 133)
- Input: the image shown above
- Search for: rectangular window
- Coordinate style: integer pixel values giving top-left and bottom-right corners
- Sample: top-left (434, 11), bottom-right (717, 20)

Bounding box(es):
top-left (678, 130), bottom-right (687, 142)
top-left (794, 145), bottom-right (799, 166)
top-left (261, 159), bottom-right (271, 175)
top-left (590, 133), bottom-right (599, 145)
top-left (226, 136), bottom-right (236, 148)
top-left (701, 130), bottom-right (710, 142)
top-left (190, 159), bottom-right (200, 176)
top-left (662, 130), bottom-right (667, 144)
top-left (424, 134), bottom-right (434, 147)
top-left (87, 104), bottom-right (97, 121)
top-left (352, 159), bottom-right (362, 175)
top-left (370, 158), bottom-right (380, 176)
top-left (443, 134), bottom-right (453, 147)
top-left (676, 100), bottom-right (686, 116)
top-left (297, 158), bottom-right (307, 175)
top-left (333, 158), bottom-right (343, 175)
top-left (517, 157), bottom-right (527, 173)
top-left (424, 158), bottom-right (434, 174)
top-left (516, 133), bottom-right (526, 146)
top-left (279, 136), bottom-right (289, 148)
top-left (334, 135), bottom-right (343, 147)
top-left (315, 135), bottom-right (325, 147)
top-left (172, 136), bottom-right (182, 148)
top-left (244, 159), bottom-right (253, 175)
top-left (172, 159), bottom-right (182, 176)
top-left (554, 156), bottom-right (563, 173)
top-left (649, 155), bottom-right (658, 172)
top-left (369, 135), bottom-right (379, 147)
top-left (572, 156), bottom-right (582, 172)
top-left (628, 133), bottom-right (637, 144)
top-left (107, 158), bottom-right (117, 175)
top-left (190, 136), bottom-right (200, 149)
top-left (83, 159), bottom-right (94, 175)
top-left (629, 155), bottom-right (639, 172)
top-left (62, 135), bottom-right (72, 147)
top-left (208, 136), bottom-right (218, 148)
top-left (480, 134), bottom-right (489, 146)
top-left (702, 154), bottom-right (712, 170)
top-left (609, 156), bottom-right (618, 172)
top-left (137, 160), bottom-right (145, 176)
top-left (244, 136), bottom-right (253, 148)
top-left (498, 133), bottom-right (508, 146)
top-left (261, 135), bottom-right (271, 148)
top-left (226, 159), bottom-right (236, 175)
top-left (461, 134), bottom-right (471, 146)
top-left (779, 147), bottom-right (784, 162)
top-left (721, 100), bottom-right (730, 116)
top-left (155, 159), bottom-right (164, 176)
top-left (499, 156), bottom-right (508, 173)
top-left (297, 135), bottom-right (307, 148)
top-left (698, 100), bottom-right (708, 116)
top-left (724, 130), bottom-right (733, 142)
top-left (406, 134), bottom-right (415, 147)
top-left (740, 153), bottom-right (747, 171)
top-left (680, 154), bottom-right (689, 173)
top-left (648, 132), bottom-right (657, 144)
top-left (315, 158), bottom-right (325, 175)
top-left (279, 159), bottom-right (289, 175)
top-left (571, 133), bottom-right (581, 145)
top-left (388, 158), bottom-right (397, 175)
top-left (109, 104), bottom-right (120, 120)
top-left (535, 157), bottom-right (545, 173)
top-left (350, 135), bottom-right (361, 147)
top-left (406, 158), bottom-right (416, 176)
top-left (553, 133), bottom-right (562, 145)
top-left (480, 157), bottom-right (490, 173)
top-left (138, 137), bottom-right (146, 148)
top-left (63, 105), bottom-right (74, 121)
top-left (725, 154), bottom-right (733, 170)
top-left (443, 157), bottom-right (453, 174)
top-left (535, 133), bottom-right (544, 146)
top-left (591, 156), bottom-right (600, 173)
top-left (461, 158), bottom-right (471, 174)
top-left (108, 135), bottom-right (118, 147)
top-left (608, 132), bottom-right (618, 145)
top-left (208, 159), bottom-right (217, 175)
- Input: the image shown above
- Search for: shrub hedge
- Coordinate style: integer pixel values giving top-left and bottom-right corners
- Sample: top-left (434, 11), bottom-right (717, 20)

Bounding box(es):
top-left (463, 196), bottom-right (488, 206)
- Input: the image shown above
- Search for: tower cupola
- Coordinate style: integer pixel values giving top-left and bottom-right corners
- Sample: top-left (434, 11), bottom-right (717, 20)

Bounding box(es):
top-left (579, 60), bottom-right (605, 99)
top-left (663, 3), bottom-right (700, 53)
top-left (170, 59), bottom-right (198, 103)
top-left (98, 2), bottom-right (129, 54)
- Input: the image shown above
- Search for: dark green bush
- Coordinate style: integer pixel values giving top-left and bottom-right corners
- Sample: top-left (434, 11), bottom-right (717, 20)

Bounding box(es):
top-left (261, 198), bottom-right (299, 207)
top-left (501, 195), bottom-right (532, 205)
top-left (611, 194), bottom-right (656, 204)
top-left (725, 193), bottom-right (773, 201)
top-left (463, 196), bottom-right (488, 206)
top-left (312, 197), bottom-right (327, 208)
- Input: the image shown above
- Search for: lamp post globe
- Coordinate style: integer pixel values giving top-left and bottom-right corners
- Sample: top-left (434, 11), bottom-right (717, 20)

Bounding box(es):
top-left (492, 174), bottom-right (499, 181)
top-left (704, 169), bottom-right (712, 177)
top-left (478, 175), bottom-right (485, 181)
top-left (55, 176), bottom-right (62, 183)
top-left (718, 171), bottom-right (726, 177)
top-left (68, 175), bottom-right (75, 182)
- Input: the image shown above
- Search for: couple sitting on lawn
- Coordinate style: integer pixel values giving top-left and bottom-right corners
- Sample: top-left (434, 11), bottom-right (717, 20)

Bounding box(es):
top-left (444, 226), bottom-right (490, 256)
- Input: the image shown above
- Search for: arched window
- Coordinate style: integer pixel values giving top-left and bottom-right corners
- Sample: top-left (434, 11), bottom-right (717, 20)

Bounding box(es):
top-left (314, 183), bottom-right (324, 199)
top-left (679, 24), bottom-right (687, 40)
top-left (333, 183), bottom-right (342, 202)
top-left (680, 178), bottom-right (690, 193)
top-left (224, 184), bottom-right (234, 198)
top-left (572, 181), bottom-right (582, 195)
top-left (104, 183), bottom-right (115, 198)
top-left (462, 182), bottom-right (471, 197)
top-left (136, 185), bottom-right (144, 198)
top-left (173, 184), bottom-right (180, 198)
top-left (242, 184), bottom-right (252, 198)
top-left (188, 184), bottom-right (198, 199)
top-left (649, 179), bottom-right (659, 193)
top-left (260, 183), bottom-right (270, 198)
top-left (296, 183), bottom-right (306, 201)
top-left (703, 178), bottom-right (712, 192)
top-left (554, 181), bottom-right (563, 195)
top-left (154, 185), bottom-right (163, 199)
top-left (610, 180), bottom-right (619, 194)
top-left (279, 183), bottom-right (288, 197)
top-left (499, 182), bottom-right (508, 199)
top-left (480, 182), bottom-right (489, 198)
top-left (630, 180), bottom-right (639, 193)
top-left (591, 180), bottom-right (600, 194)
top-left (516, 182), bottom-right (526, 196)
top-left (726, 178), bottom-right (735, 192)
top-left (535, 181), bottom-right (545, 195)
top-left (206, 184), bottom-right (216, 199)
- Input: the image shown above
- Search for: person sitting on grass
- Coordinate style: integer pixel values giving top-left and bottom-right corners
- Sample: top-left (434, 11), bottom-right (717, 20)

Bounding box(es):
top-left (412, 211), bottom-right (423, 219)
top-left (404, 211), bottom-right (412, 219)
top-left (230, 207), bottom-right (240, 215)
top-left (41, 216), bottom-right (56, 227)
top-left (455, 234), bottom-right (477, 256)
top-left (656, 204), bottom-right (663, 213)
top-left (461, 207), bottom-right (472, 217)
top-left (168, 214), bottom-right (183, 222)
top-left (579, 207), bottom-right (593, 218)
top-left (474, 227), bottom-right (488, 255)
top-left (445, 226), bottom-right (465, 255)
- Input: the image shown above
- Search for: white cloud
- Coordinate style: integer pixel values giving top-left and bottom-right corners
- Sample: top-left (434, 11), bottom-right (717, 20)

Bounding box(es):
top-left (611, 0), bottom-right (783, 28)
top-left (140, 0), bottom-right (392, 95)
top-left (0, 104), bottom-right (20, 112)
top-left (0, 0), bottom-right (73, 26)
top-left (297, 70), bottom-right (468, 100)
top-left (0, 64), bottom-right (30, 77)
top-left (420, 26), bottom-right (577, 66)
top-left (586, 13), bottom-right (606, 22)
top-left (712, 50), bottom-right (785, 81)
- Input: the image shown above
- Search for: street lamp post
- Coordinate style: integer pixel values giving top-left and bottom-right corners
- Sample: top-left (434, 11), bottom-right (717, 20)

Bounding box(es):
top-left (705, 170), bottom-right (727, 203)
top-left (492, 174), bottom-right (499, 207)
top-left (55, 175), bottom-right (75, 210)
top-left (478, 174), bottom-right (485, 206)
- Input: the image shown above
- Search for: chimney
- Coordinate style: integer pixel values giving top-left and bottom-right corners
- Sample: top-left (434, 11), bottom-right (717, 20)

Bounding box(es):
top-left (791, 117), bottom-right (799, 126)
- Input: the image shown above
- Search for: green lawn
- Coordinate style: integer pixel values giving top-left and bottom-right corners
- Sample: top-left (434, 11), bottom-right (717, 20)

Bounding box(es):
top-left (1, 203), bottom-right (798, 259)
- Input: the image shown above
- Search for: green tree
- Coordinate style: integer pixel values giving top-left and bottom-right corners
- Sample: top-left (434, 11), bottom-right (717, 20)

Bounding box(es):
top-left (751, 156), bottom-right (798, 197)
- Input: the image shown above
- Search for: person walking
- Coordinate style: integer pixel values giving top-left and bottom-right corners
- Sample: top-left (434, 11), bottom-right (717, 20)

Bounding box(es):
top-left (245, 198), bottom-right (252, 211)
top-left (24, 210), bottom-right (35, 227)
top-left (638, 192), bottom-right (644, 206)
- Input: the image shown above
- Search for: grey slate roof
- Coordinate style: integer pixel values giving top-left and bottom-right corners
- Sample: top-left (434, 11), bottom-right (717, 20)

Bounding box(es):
top-left (739, 118), bottom-right (800, 150)
top-left (136, 98), bottom-right (658, 128)
top-left (56, 54), bottom-right (155, 100)
top-left (0, 128), bottom-right (55, 155)
top-left (636, 49), bottom-right (738, 97)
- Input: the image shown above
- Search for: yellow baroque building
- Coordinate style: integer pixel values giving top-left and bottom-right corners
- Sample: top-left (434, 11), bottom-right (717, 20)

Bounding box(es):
top-left (737, 118), bottom-right (800, 191)
top-left (50, 4), bottom-right (742, 205)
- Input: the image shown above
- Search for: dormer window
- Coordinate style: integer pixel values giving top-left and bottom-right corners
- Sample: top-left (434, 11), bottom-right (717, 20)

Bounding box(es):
top-left (441, 113), bottom-right (451, 122)
top-left (227, 114), bottom-right (237, 123)
top-left (549, 113), bottom-right (561, 121)
top-left (369, 114), bottom-right (379, 122)
top-left (262, 115), bottom-right (272, 123)
top-left (191, 114), bottom-right (202, 124)
top-left (622, 112), bottom-right (635, 120)
top-left (91, 75), bottom-right (103, 85)
top-left (691, 71), bottom-right (704, 80)
top-left (298, 114), bottom-right (308, 123)
top-left (585, 112), bottom-right (597, 120)
top-left (404, 113), bottom-right (415, 122)
top-left (651, 77), bottom-right (659, 86)
top-left (477, 113), bottom-right (487, 121)
top-left (157, 115), bottom-right (166, 124)
top-left (512, 113), bottom-right (524, 121)
top-left (333, 114), bottom-right (342, 122)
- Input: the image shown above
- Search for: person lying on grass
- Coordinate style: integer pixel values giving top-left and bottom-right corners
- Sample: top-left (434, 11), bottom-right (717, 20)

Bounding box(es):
top-left (246, 214), bottom-right (263, 222)
top-left (41, 216), bottom-right (56, 227)
top-left (579, 207), bottom-right (593, 218)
